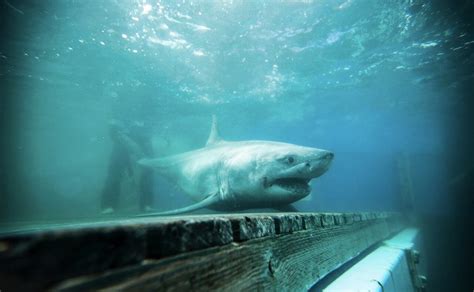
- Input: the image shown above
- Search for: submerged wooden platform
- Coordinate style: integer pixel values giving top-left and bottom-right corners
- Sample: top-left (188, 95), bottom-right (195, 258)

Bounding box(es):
top-left (0, 212), bottom-right (404, 291)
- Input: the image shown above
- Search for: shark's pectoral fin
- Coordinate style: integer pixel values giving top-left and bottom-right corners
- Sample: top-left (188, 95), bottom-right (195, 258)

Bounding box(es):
top-left (136, 193), bottom-right (220, 217)
top-left (274, 204), bottom-right (299, 213)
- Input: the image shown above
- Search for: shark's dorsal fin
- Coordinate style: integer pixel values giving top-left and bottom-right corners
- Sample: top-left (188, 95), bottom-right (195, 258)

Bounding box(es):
top-left (206, 115), bottom-right (222, 146)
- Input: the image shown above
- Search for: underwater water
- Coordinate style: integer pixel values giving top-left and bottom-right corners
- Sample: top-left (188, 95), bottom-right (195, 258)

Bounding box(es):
top-left (0, 0), bottom-right (473, 290)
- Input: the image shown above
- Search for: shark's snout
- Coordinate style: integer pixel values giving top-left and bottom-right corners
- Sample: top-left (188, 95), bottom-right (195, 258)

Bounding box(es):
top-left (303, 150), bottom-right (333, 177)
top-left (312, 152), bottom-right (333, 164)
top-left (324, 152), bottom-right (334, 160)
top-left (318, 151), bottom-right (334, 166)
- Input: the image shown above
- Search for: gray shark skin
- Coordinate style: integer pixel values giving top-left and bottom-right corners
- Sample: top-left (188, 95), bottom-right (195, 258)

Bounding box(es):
top-left (138, 116), bottom-right (333, 216)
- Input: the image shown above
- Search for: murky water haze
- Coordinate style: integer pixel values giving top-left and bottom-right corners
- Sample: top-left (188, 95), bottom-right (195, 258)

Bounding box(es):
top-left (1, 1), bottom-right (473, 290)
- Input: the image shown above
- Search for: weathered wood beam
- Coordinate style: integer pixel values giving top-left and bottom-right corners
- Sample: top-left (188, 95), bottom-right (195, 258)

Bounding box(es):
top-left (0, 212), bottom-right (404, 291)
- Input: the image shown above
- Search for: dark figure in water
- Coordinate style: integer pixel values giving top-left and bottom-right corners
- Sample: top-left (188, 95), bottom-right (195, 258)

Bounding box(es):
top-left (101, 119), bottom-right (154, 214)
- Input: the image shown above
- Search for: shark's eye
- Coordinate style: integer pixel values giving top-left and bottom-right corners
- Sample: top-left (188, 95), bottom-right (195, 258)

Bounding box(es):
top-left (287, 156), bottom-right (295, 164)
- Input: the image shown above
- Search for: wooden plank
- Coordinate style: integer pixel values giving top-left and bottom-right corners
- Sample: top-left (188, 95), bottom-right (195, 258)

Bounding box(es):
top-left (0, 212), bottom-right (404, 291)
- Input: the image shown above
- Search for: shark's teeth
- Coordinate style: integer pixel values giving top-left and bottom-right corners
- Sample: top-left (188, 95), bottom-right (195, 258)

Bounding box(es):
top-left (272, 178), bottom-right (310, 193)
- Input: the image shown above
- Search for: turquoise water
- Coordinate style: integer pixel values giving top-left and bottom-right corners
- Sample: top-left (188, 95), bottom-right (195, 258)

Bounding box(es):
top-left (1, 1), bottom-right (473, 290)
top-left (1, 0), bottom-right (473, 221)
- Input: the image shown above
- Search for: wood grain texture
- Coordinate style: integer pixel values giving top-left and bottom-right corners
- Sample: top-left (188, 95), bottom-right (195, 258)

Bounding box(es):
top-left (49, 213), bottom-right (403, 291)
top-left (0, 213), bottom-right (403, 290)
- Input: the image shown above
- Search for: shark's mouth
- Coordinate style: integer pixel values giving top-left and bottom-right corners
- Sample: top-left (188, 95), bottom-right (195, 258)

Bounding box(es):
top-left (271, 177), bottom-right (311, 194)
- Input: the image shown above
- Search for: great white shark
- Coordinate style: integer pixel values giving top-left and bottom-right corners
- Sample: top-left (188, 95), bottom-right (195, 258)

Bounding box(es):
top-left (138, 116), bottom-right (333, 215)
